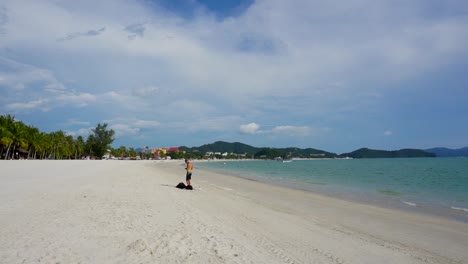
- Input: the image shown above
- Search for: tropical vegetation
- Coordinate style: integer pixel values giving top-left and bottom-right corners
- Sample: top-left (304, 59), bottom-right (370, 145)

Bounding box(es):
top-left (179, 141), bottom-right (338, 159)
top-left (0, 114), bottom-right (116, 160)
top-left (1, 115), bottom-right (443, 161)
top-left (338, 148), bottom-right (436, 158)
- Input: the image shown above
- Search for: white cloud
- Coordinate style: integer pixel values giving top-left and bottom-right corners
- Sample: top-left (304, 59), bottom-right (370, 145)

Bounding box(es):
top-left (0, 56), bottom-right (96, 111)
top-left (56, 92), bottom-right (96, 107)
top-left (100, 118), bottom-right (162, 138)
top-left (109, 123), bottom-right (140, 137)
top-left (3, 0), bottom-right (466, 104)
top-left (162, 115), bottom-right (242, 133)
top-left (1, 0), bottom-right (467, 150)
top-left (66, 127), bottom-right (92, 138)
top-left (240, 123), bottom-right (314, 137)
top-left (0, 57), bottom-right (66, 92)
top-left (6, 99), bottom-right (48, 111)
top-left (134, 120), bottom-right (160, 128)
top-left (187, 116), bottom-right (241, 132)
top-left (240, 122), bottom-right (261, 134)
top-left (101, 91), bottom-right (149, 112)
top-left (64, 119), bottom-right (90, 126)
top-left (132, 86), bottom-right (160, 98)
top-left (271, 126), bottom-right (311, 136)
top-left (164, 99), bottom-right (218, 118)
top-left (384, 130), bottom-right (393, 136)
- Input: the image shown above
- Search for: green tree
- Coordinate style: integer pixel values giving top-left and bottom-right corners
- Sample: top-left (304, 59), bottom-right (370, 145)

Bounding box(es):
top-left (36, 132), bottom-right (51, 159)
top-left (24, 126), bottom-right (40, 159)
top-left (254, 148), bottom-right (286, 159)
top-left (0, 115), bottom-right (16, 159)
top-left (64, 135), bottom-right (75, 159)
top-left (87, 123), bottom-right (115, 159)
top-left (8, 120), bottom-right (28, 159)
top-left (113, 146), bottom-right (127, 159)
top-left (167, 151), bottom-right (184, 160)
top-left (49, 130), bottom-right (68, 159)
top-left (128, 147), bottom-right (137, 159)
top-left (75, 136), bottom-right (85, 159)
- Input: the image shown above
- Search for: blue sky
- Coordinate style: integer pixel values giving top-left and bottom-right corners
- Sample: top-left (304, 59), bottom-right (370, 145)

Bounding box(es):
top-left (0, 0), bottom-right (467, 153)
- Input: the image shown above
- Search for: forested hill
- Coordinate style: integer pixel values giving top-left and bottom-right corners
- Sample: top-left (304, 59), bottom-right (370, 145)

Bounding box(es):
top-left (339, 148), bottom-right (436, 158)
top-left (425, 147), bottom-right (468, 157)
top-left (179, 141), bottom-right (337, 158)
top-left (180, 142), bottom-right (439, 159)
top-left (180, 141), bottom-right (258, 155)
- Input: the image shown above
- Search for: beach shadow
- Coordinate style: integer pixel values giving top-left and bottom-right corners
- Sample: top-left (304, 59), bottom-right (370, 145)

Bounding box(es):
top-left (160, 184), bottom-right (176, 188)
top-left (161, 183), bottom-right (200, 191)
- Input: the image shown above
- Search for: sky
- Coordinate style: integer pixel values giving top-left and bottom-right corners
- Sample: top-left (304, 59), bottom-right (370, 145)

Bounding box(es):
top-left (0, 0), bottom-right (467, 154)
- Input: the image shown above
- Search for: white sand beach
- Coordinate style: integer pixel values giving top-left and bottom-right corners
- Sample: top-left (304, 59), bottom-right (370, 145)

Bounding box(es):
top-left (1, 160), bottom-right (467, 264)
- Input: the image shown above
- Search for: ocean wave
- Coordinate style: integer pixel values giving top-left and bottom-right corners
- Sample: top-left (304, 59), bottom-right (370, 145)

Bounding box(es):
top-left (402, 201), bottom-right (417, 206)
top-left (451, 206), bottom-right (468, 212)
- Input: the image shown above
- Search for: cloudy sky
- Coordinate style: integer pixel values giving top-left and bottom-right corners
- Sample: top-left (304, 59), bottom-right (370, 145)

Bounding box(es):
top-left (1, 0), bottom-right (467, 153)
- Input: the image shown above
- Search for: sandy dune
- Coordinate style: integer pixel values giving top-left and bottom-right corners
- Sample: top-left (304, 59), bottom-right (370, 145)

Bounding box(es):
top-left (1, 160), bottom-right (467, 263)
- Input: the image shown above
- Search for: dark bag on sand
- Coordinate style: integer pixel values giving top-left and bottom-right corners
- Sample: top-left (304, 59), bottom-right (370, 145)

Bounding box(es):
top-left (185, 185), bottom-right (193, 190)
top-left (176, 182), bottom-right (186, 189)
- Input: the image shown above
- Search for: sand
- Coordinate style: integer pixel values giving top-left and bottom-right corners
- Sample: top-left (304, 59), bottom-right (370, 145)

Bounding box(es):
top-left (0, 160), bottom-right (467, 264)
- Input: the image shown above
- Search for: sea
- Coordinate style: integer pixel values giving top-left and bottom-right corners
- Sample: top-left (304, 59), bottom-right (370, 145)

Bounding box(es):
top-left (196, 158), bottom-right (468, 222)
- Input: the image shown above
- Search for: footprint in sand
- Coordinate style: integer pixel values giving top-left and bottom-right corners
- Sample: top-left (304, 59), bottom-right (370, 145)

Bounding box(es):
top-left (127, 239), bottom-right (148, 252)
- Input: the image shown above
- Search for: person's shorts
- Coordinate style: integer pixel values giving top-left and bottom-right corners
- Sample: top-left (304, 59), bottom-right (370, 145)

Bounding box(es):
top-left (186, 172), bottom-right (192, 180)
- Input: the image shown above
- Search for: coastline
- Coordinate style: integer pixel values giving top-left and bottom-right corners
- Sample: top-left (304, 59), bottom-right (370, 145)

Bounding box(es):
top-left (1, 160), bottom-right (467, 263)
top-left (195, 158), bottom-right (468, 223)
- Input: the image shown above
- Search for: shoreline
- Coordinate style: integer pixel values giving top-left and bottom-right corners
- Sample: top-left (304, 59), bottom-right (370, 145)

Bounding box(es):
top-left (195, 159), bottom-right (468, 223)
top-left (185, 160), bottom-right (468, 263)
top-left (1, 160), bottom-right (467, 263)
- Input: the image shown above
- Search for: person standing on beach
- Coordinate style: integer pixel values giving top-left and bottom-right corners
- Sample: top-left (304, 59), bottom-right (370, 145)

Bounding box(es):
top-left (185, 158), bottom-right (193, 187)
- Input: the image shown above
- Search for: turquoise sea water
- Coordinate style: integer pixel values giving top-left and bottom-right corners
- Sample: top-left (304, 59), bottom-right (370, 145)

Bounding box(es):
top-left (196, 158), bottom-right (468, 222)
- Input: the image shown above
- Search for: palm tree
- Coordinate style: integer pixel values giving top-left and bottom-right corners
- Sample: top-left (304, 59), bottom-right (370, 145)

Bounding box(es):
top-left (0, 115), bottom-right (15, 159)
top-left (39, 133), bottom-right (52, 159)
top-left (1, 116), bottom-right (122, 160)
top-left (49, 130), bottom-right (69, 159)
top-left (2, 118), bottom-right (29, 159)
top-left (25, 126), bottom-right (41, 159)
top-left (115, 146), bottom-right (127, 159)
top-left (65, 135), bottom-right (75, 159)
top-left (75, 136), bottom-right (85, 159)
top-left (32, 132), bottom-right (46, 159)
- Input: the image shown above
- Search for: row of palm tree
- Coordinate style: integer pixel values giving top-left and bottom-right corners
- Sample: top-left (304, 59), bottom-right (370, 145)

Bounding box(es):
top-left (0, 114), bottom-right (199, 160)
top-left (0, 115), bottom-right (115, 160)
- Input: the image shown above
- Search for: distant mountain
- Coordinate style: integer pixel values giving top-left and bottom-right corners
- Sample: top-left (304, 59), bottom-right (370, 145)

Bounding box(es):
top-left (179, 141), bottom-right (337, 158)
top-left (180, 141), bottom-right (443, 159)
top-left (180, 141), bottom-right (259, 155)
top-left (425, 147), bottom-right (468, 157)
top-left (339, 148), bottom-right (436, 159)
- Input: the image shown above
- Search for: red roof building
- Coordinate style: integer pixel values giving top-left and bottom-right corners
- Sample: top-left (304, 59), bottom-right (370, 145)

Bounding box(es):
top-left (168, 147), bottom-right (180, 152)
